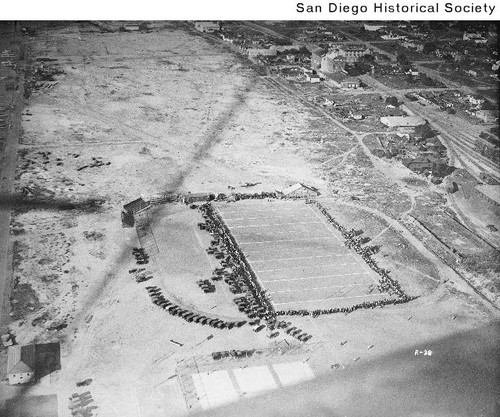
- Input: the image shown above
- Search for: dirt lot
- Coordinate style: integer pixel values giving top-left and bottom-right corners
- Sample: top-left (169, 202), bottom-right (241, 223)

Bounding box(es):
top-left (1, 21), bottom-right (499, 417)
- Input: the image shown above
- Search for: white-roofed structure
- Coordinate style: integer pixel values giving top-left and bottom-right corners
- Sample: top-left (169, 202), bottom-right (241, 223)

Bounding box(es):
top-left (380, 116), bottom-right (426, 128)
top-left (194, 21), bottom-right (220, 33)
top-left (7, 345), bottom-right (36, 385)
top-left (278, 183), bottom-right (320, 198)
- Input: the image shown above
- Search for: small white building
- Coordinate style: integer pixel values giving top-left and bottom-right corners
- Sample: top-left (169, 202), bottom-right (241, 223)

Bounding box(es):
top-left (380, 116), bottom-right (426, 128)
top-left (278, 183), bottom-right (320, 198)
top-left (194, 21), bottom-right (220, 33)
top-left (381, 33), bottom-right (406, 41)
top-left (306, 73), bottom-right (321, 83)
top-left (474, 109), bottom-right (498, 123)
top-left (247, 46), bottom-right (277, 58)
top-left (122, 23), bottom-right (140, 31)
top-left (7, 345), bottom-right (36, 385)
top-left (364, 23), bottom-right (385, 31)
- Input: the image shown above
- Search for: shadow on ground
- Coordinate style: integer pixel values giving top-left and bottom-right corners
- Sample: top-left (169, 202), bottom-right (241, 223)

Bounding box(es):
top-left (197, 320), bottom-right (500, 417)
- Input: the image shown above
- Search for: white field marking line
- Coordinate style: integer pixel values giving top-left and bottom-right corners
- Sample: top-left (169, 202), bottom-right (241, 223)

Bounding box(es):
top-left (224, 216), bottom-right (316, 226)
top-left (222, 212), bottom-right (315, 221)
top-left (351, 251), bottom-right (380, 285)
top-left (307, 205), bottom-right (381, 285)
top-left (274, 293), bottom-right (384, 306)
top-left (229, 221), bottom-right (323, 229)
top-left (217, 207), bottom-right (310, 215)
top-left (255, 262), bottom-right (359, 273)
top-left (306, 205), bottom-right (342, 243)
top-left (269, 284), bottom-right (366, 294)
top-left (392, 260), bottom-right (440, 283)
top-left (239, 236), bottom-right (336, 245)
top-left (133, 387), bottom-right (146, 417)
top-left (224, 216), bottom-right (315, 223)
top-left (308, 315), bottom-right (320, 332)
top-left (246, 249), bottom-right (343, 258)
top-left (261, 273), bottom-right (368, 283)
top-left (232, 229), bottom-right (330, 238)
top-left (250, 254), bottom-right (348, 263)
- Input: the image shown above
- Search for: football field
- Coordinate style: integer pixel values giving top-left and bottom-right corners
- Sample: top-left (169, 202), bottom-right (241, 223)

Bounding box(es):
top-left (216, 200), bottom-right (386, 310)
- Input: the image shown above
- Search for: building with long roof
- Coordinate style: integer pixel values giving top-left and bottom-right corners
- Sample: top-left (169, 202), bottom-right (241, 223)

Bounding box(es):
top-left (7, 345), bottom-right (36, 385)
top-left (380, 116), bottom-right (426, 128)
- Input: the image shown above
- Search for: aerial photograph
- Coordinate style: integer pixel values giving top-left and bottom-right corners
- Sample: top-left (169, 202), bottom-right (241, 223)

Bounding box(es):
top-left (0, 20), bottom-right (499, 417)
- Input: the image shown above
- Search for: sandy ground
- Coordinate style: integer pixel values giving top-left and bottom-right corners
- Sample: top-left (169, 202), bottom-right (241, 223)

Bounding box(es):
top-left (1, 22), bottom-right (499, 417)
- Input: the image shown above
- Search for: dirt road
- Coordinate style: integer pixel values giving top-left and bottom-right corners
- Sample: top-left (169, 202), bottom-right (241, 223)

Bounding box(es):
top-left (0, 23), bottom-right (23, 329)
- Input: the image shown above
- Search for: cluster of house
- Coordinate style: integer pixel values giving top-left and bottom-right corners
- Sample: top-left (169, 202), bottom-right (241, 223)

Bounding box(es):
top-left (307, 43), bottom-right (370, 88)
top-left (193, 21), bottom-right (299, 61)
top-left (408, 90), bottom-right (498, 124)
top-left (444, 92), bottom-right (499, 123)
top-left (312, 44), bottom-right (368, 73)
top-left (376, 116), bottom-right (451, 181)
top-left (363, 24), bottom-right (426, 53)
top-left (194, 21), bottom-right (220, 33)
top-left (295, 26), bottom-right (347, 43)
top-left (364, 22), bottom-right (496, 80)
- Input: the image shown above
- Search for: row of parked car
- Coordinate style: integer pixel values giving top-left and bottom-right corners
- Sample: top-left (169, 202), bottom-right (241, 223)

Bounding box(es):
top-left (132, 247), bottom-right (149, 265)
top-left (212, 349), bottom-right (259, 360)
top-left (234, 297), bottom-right (312, 342)
top-left (198, 204), bottom-right (274, 320)
top-left (197, 279), bottom-right (216, 293)
top-left (129, 267), bottom-right (153, 283)
top-left (197, 203), bottom-right (316, 342)
top-left (146, 286), bottom-right (247, 329)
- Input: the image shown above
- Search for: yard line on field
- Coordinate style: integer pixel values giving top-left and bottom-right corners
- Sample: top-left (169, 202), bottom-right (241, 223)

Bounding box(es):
top-left (217, 207), bottom-right (311, 215)
top-left (261, 273), bottom-right (368, 283)
top-left (222, 212), bottom-right (315, 221)
top-left (229, 221), bottom-right (322, 229)
top-left (250, 254), bottom-right (348, 263)
top-left (255, 262), bottom-right (359, 272)
top-left (308, 315), bottom-right (320, 332)
top-left (306, 204), bottom-right (342, 243)
top-left (246, 249), bottom-right (342, 258)
top-left (232, 228), bottom-right (329, 237)
top-left (306, 204), bottom-right (381, 285)
top-left (353, 252), bottom-right (381, 284)
top-left (239, 236), bottom-right (337, 245)
top-left (269, 283), bottom-right (366, 293)
top-left (274, 293), bottom-right (384, 306)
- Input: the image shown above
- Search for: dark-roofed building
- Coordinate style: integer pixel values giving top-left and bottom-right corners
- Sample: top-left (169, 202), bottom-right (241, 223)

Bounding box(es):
top-left (122, 197), bottom-right (150, 227)
top-left (7, 345), bottom-right (36, 385)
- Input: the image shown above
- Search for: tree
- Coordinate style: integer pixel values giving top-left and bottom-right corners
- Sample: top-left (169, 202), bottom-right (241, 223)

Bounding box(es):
top-left (414, 123), bottom-right (436, 139)
top-left (360, 53), bottom-right (375, 64)
top-left (423, 42), bottom-right (437, 55)
top-left (397, 53), bottom-right (410, 65)
top-left (385, 96), bottom-right (399, 107)
top-left (397, 53), bottom-right (411, 71)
